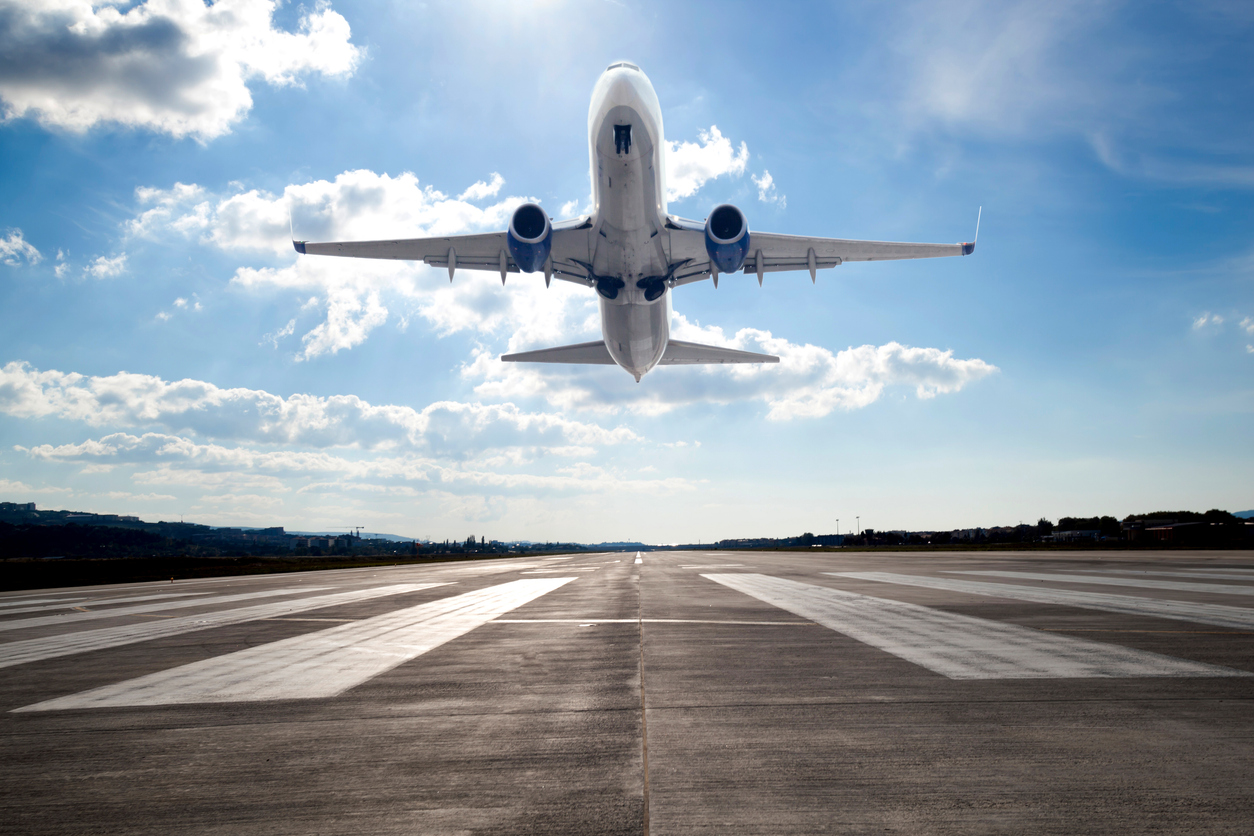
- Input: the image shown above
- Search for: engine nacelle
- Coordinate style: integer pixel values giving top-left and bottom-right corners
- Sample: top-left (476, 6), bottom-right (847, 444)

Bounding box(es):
top-left (507, 203), bottom-right (552, 273)
top-left (704, 203), bottom-right (750, 274)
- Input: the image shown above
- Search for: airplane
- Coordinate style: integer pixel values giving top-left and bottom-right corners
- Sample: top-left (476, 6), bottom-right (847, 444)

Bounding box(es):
top-left (293, 61), bottom-right (977, 382)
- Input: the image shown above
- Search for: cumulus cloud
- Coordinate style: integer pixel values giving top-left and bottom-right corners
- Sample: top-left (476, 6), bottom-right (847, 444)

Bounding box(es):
top-left (465, 313), bottom-right (997, 420)
top-left (85, 252), bottom-right (126, 278)
top-left (1193, 312), bottom-right (1224, 329)
top-left (0, 0), bottom-right (361, 140)
top-left (0, 228), bottom-right (41, 265)
top-left (0, 360), bottom-right (640, 454)
top-left (123, 168), bottom-right (593, 357)
top-left (298, 288), bottom-right (387, 359)
top-left (665, 126), bottom-right (749, 203)
top-left (1240, 316), bottom-right (1253, 335)
top-left (0, 477), bottom-right (70, 495)
top-left (21, 431), bottom-right (696, 505)
top-left (751, 170), bottom-right (785, 207)
top-left (457, 172), bottom-right (504, 201)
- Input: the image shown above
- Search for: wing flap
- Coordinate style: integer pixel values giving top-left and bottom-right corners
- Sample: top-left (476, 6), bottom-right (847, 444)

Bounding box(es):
top-left (501, 341), bottom-right (615, 364)
top-left (660, 340), bottom-right (779, 365)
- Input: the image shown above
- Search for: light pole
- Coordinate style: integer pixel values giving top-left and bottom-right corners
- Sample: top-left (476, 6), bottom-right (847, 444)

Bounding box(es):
top-left (856, 516), bottom-right (860, 539)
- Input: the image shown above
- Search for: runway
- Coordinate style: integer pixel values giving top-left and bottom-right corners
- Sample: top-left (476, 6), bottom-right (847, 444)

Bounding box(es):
top-left (2, 550), bottom-right (1252, 834)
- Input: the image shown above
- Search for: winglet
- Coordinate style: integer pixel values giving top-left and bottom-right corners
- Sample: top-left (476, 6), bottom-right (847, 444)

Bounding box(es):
top-left (960, 206), bottom-right (981, 256)
top-left (289, 208), bottom-right (306, 254)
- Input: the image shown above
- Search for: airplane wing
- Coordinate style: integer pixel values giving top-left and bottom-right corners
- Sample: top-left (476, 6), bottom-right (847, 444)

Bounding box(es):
top-left (293, 219), bottom-right (596, 286)
top-left (659, 340), bottom-right (778, 364)
top-left (664, 210), bottom-right (978, 285)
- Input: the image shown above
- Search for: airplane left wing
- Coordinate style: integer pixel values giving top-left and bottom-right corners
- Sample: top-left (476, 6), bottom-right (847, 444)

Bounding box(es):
top-left (293, 221), bottom-right (596, 285)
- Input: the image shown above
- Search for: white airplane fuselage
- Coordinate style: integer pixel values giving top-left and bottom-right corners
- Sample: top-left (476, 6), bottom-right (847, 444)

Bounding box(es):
top-left (587, 64), bottom-right (672, 382)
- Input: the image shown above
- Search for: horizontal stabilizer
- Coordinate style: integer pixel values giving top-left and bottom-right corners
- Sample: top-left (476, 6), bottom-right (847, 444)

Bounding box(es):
top-left (501, 341), bottom-right (615, 364)
top-left (660, 340), bottom-right (779, 365)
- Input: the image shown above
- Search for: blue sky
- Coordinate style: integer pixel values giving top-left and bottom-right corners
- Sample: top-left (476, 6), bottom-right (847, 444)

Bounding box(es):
top-left (0, 0), bottom-right (1250, 541)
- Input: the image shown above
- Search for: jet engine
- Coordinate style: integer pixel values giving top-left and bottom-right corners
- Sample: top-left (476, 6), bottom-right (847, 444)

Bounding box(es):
top-left (507, 203), bottom-right (552, 273)
top-left (704, 203), bottom-right (750, 274)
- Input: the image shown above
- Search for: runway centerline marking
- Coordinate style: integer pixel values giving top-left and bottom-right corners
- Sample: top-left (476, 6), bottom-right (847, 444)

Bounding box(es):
top-left (832, 572), bottom-right (1254, 632)
top-left (948, 570), bottom-right (1254, 596)
top-left (18, 578), bottom-right (574, 710)
top-left (0, 583), bottom-right (447, 670)
top-left (0, 587), bottom-right (331, 634)
top-left (707, 574), bottom-right (1248, 680)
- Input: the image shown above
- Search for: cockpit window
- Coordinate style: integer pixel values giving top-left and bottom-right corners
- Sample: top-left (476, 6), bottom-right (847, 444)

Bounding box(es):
top-left (605, 62), bottom-right (640, 72)
top-left (614, 124), bottom-right (632, 155)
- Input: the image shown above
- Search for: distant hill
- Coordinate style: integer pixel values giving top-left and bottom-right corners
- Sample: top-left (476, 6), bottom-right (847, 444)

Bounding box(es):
top-left (1235, 511), bottom-right (1254, 519)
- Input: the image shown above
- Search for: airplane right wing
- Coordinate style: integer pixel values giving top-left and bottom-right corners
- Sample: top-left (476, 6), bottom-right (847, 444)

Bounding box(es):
top-left (664, 209), bottom-right (979, 284)
top-left (659, 340), bottom-right (779, 365)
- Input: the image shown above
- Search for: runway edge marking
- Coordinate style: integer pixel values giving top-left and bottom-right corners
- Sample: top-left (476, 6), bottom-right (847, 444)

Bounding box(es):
top-left (705, 574), bottom-right (1249, 680)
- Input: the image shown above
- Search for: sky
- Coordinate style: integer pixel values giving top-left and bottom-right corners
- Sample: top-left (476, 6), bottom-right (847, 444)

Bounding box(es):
top-left (0, 0), bottom-right (1251, 542)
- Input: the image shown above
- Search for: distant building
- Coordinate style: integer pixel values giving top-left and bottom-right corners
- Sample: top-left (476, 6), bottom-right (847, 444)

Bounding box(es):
top-left (1052, 529), bottom-right (1102, 542)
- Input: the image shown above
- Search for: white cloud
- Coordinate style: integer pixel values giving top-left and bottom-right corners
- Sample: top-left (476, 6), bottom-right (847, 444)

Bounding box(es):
top-left (0, 361), bottom-right (640, 454)
top-left (457, 173), bottom-right (505, 201)
top-left (298, 288), bottom-right (387, 360)
top-left (20, 431), bottom-right (694, 504)
top-left (0, 0), bottom-right (361, 140)
top-left (261, 317), bottom-right (296, 348)
top-left (896, 0), bottom-right (1115, 137)
top-left (465, 313), bottom-right (997, 420)
top-left (0, 478), bottom-right (70, 495)
top-left (665, 126), bottom-right (750, 203)
top-left (125, 168), bottom-right (588, 357)
top-left (0, 228), bottom-right (41, 265)
top-left (85, 253), bottom-right (126, 279)
top-left (1193, 312), bottom-right (1224, 329)
top-left (1240, 316), bottom-right (1253, 335)
top-left (751, 170), bottom-right (785, 208)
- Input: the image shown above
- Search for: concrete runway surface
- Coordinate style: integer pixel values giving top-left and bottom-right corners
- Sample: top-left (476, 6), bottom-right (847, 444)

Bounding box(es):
top-left (2, 550), bottom-right (1252, 835)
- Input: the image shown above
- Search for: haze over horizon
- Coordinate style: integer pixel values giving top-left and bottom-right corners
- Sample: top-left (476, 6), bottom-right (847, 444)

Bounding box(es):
top-left (1, 1), bottom-right (1250, 542)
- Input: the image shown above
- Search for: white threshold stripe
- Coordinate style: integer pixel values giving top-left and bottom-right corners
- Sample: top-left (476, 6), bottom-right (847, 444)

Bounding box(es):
top-left (0, 587), bottom-right (332, 634)
top-left (1076, 570), bottom-right (1254, 582)
top-left (492, 618), bottom-right (815, 626)
top-left (832, 572), bottom-right (1254, 631)
top-left (19, 578), bottom-right (574, 710)
top-left (0, 584), bottom-right (445, 670)
top-left (707, 574), bottom-right (1247, 680)
top-left (0, 597), bottom-right (87, 609)
top-left (0, 592), bottom-right (210, 617)
top-left (949, 570), bottom-right (1254, 596)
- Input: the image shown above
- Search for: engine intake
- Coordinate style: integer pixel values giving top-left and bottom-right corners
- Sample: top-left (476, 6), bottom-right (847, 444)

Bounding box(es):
top-left (704, 204), bottom-right (750, 274)
top-left (507, 203), bottom-right (552, 273)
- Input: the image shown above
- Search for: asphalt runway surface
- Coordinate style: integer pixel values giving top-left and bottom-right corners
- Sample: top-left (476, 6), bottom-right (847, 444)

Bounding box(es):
top-left (2, 550), bottom-right (1253, 834)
